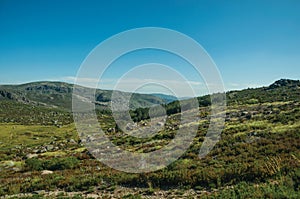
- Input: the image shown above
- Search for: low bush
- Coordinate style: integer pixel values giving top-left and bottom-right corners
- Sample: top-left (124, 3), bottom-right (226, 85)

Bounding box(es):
top-left (25, 157), bottom-right (80, 171)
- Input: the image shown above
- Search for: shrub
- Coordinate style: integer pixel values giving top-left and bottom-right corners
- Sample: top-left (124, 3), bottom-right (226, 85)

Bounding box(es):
top-left (46, 157), bottom-right (80, 170)
top-left (25, 157), bottom-right (80, 171)
top-left (25, 158), bottom-right (44, 171)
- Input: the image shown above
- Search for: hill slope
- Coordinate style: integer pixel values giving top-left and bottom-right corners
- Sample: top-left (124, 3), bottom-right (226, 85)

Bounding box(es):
top-left (0, 79), bottom-right (299, 198)
top-left (1, 78), bottom-right (299, 126)
top-left (0, 81), bottom-right (171, 111)
top-left (130, 79), bottom-right (300, 120)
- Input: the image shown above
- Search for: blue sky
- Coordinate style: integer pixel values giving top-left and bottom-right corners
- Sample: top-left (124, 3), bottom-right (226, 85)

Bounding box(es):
top-left (0, 0), bottom-right (299, 96)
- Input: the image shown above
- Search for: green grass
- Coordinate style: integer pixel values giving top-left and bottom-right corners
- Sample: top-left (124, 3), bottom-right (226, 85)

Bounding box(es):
top-left (0, 80), bottom-right (299, 197)
top-left (0, 123), bottom-right (77, 150)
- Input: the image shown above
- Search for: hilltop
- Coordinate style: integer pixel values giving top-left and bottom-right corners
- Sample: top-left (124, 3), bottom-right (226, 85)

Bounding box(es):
top-left (0, 81), bottom-right (173, 111)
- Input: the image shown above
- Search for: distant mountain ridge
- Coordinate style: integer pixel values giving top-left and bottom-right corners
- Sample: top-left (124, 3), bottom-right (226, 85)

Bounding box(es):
top-left (150, 93), bottom-right (178, 103)
top-left (0, 79), bottom-right (299, 112)
top-left (0, 78), bottom-right (299, 125)
top-left (0, 81), bottom-right (173, 111)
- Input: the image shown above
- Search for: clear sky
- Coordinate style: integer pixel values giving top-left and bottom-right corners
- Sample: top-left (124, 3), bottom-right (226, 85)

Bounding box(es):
top-left (0, 0), bottom-right (299, 96)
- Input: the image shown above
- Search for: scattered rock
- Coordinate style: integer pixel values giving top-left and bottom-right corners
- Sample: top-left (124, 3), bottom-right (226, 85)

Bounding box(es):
top-left (86, 193), bottom-right (98, 198)
top-left (68, 139), bottom-right (77, 144)
top-left (4, 161), bottom-right (15, 167)
top-left (45, 145), bottom-right (54, 151)
top-left (241, 111), bottom-right (249, 116)
top-left (41, 170), bottom-right (53, 175)
top-left (156, 122), bottom-right (163, 126)
top-left (33, 190), bottom-right (46, 195)
top-left (12, 167), bottom-right (21, 172)
top-left (32, 149), bottom-right (39, 153)
top-left (26, 153), bottom-right (38, 159)
top-left (79, 139), bottom-right (86, 144)
top-left (86, 136), bottom-right (95, 142)
top-left (92, 149), bottom-right (100, 154)
top-left (126, 123), bottom-right (138, 130)
top-left (39, 148), bottom-right (47, 153)
top-left (107, 127), bottom-right (115, 133)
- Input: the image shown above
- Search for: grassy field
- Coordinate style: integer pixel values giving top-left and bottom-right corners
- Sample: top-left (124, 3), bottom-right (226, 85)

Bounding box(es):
top-left (0, 99), bottom-right (299, 198)
top-left (0, 80), bottom-right (299, 198)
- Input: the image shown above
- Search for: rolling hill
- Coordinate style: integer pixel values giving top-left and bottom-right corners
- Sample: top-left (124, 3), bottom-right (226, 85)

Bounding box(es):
top-left (0, 81), bottom-right (172, 111)
top-left (0, 78), bottom-right (299, 198)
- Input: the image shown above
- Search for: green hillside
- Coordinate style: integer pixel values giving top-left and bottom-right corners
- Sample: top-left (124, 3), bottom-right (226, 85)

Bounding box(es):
top-left (0, 81), bottom-right (170, 111)
top-left (0, 79), bottom-right (299, 198)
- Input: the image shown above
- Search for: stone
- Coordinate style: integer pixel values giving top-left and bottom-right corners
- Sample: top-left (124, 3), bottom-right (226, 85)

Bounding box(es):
top-left (126, 123), bottom-right (137, 130)
top-left (86, 136), bottom-right (95, 142)
top-left (92, 149), bottom-right (100, 153)
top-left (68, 139), bottom-right (76, 144)
top-left (157, 122), bottom-right (164, 126)
top-left (41, 170), bottom-right (53, 175)
top-left (32, 149), bottom-right (39, 153)
top-left (39, 148), bottom-right (47, 153)
top-left (46, 145), bottom-right (54, 151)
top-left (86, 194), bottom-right (99, 198)
top-left (12, 167), bottom-right (21, 172)
top-left (26, 153), bottom-right (38, 159)
top-left (107, 127), bottom-right (115, 133)
top-left (5, 161), bottom-right (15, 167)
top-left (33, 190), bottom-right (46, 194)
top-left (241, 111), bottom-right (249, 116)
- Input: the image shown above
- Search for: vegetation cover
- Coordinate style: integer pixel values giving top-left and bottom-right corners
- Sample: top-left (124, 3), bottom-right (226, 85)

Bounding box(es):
top-left (0, 79), bottom-right (299, 198)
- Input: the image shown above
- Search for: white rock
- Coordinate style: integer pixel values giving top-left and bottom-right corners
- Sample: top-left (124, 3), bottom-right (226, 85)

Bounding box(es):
top-left (41, 170), bottom-right (53, 175)
top-left (26, 153), bottom-right (38, 159)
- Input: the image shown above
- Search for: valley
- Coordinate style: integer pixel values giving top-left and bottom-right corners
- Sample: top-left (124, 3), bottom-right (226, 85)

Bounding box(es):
top-left (0, 79), bottom-right (299, 198)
